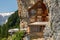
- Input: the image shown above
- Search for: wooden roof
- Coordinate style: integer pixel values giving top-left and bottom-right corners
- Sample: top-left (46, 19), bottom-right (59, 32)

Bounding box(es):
top-left (28, 1), bottom-right (47, 11)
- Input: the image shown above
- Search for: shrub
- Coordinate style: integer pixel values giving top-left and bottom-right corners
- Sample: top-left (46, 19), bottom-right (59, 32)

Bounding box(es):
top-left (12, 31), bottom-right (24, 40)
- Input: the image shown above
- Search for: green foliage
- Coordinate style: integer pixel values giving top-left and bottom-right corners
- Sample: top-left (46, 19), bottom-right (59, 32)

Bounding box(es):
top-left (12, 31), bottom-right (24, 40)
top-left (1, 24), bottom-right (8, 38)
top-left (0, 10), bottom-right (20, 39)
top-left (0, 25), bottom-right (1, 36)
top-left (6, 10), bottom-right (20, 29)
top-left (1, 38), bottom-right (7, 40)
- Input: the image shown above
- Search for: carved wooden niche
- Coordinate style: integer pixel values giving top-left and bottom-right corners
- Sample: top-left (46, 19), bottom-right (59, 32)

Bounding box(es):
top-left (28, 1), bottom-right (48, 22)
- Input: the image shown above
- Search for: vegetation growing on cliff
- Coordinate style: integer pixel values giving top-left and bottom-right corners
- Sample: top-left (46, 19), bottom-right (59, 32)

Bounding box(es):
top-left (0, 10), bottom-right (21, 40)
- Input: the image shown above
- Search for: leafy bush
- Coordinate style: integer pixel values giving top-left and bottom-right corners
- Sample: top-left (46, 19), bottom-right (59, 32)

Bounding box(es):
top-left (12, 31), bottom-right (24, 40)
top-left (1, 38), bottom-right (7, 40)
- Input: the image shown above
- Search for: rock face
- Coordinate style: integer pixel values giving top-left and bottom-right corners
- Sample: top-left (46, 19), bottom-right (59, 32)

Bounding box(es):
top-left (49, 0), bottom-right (60, 40)
top-left (17, 0), bottom-right (60, 40)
